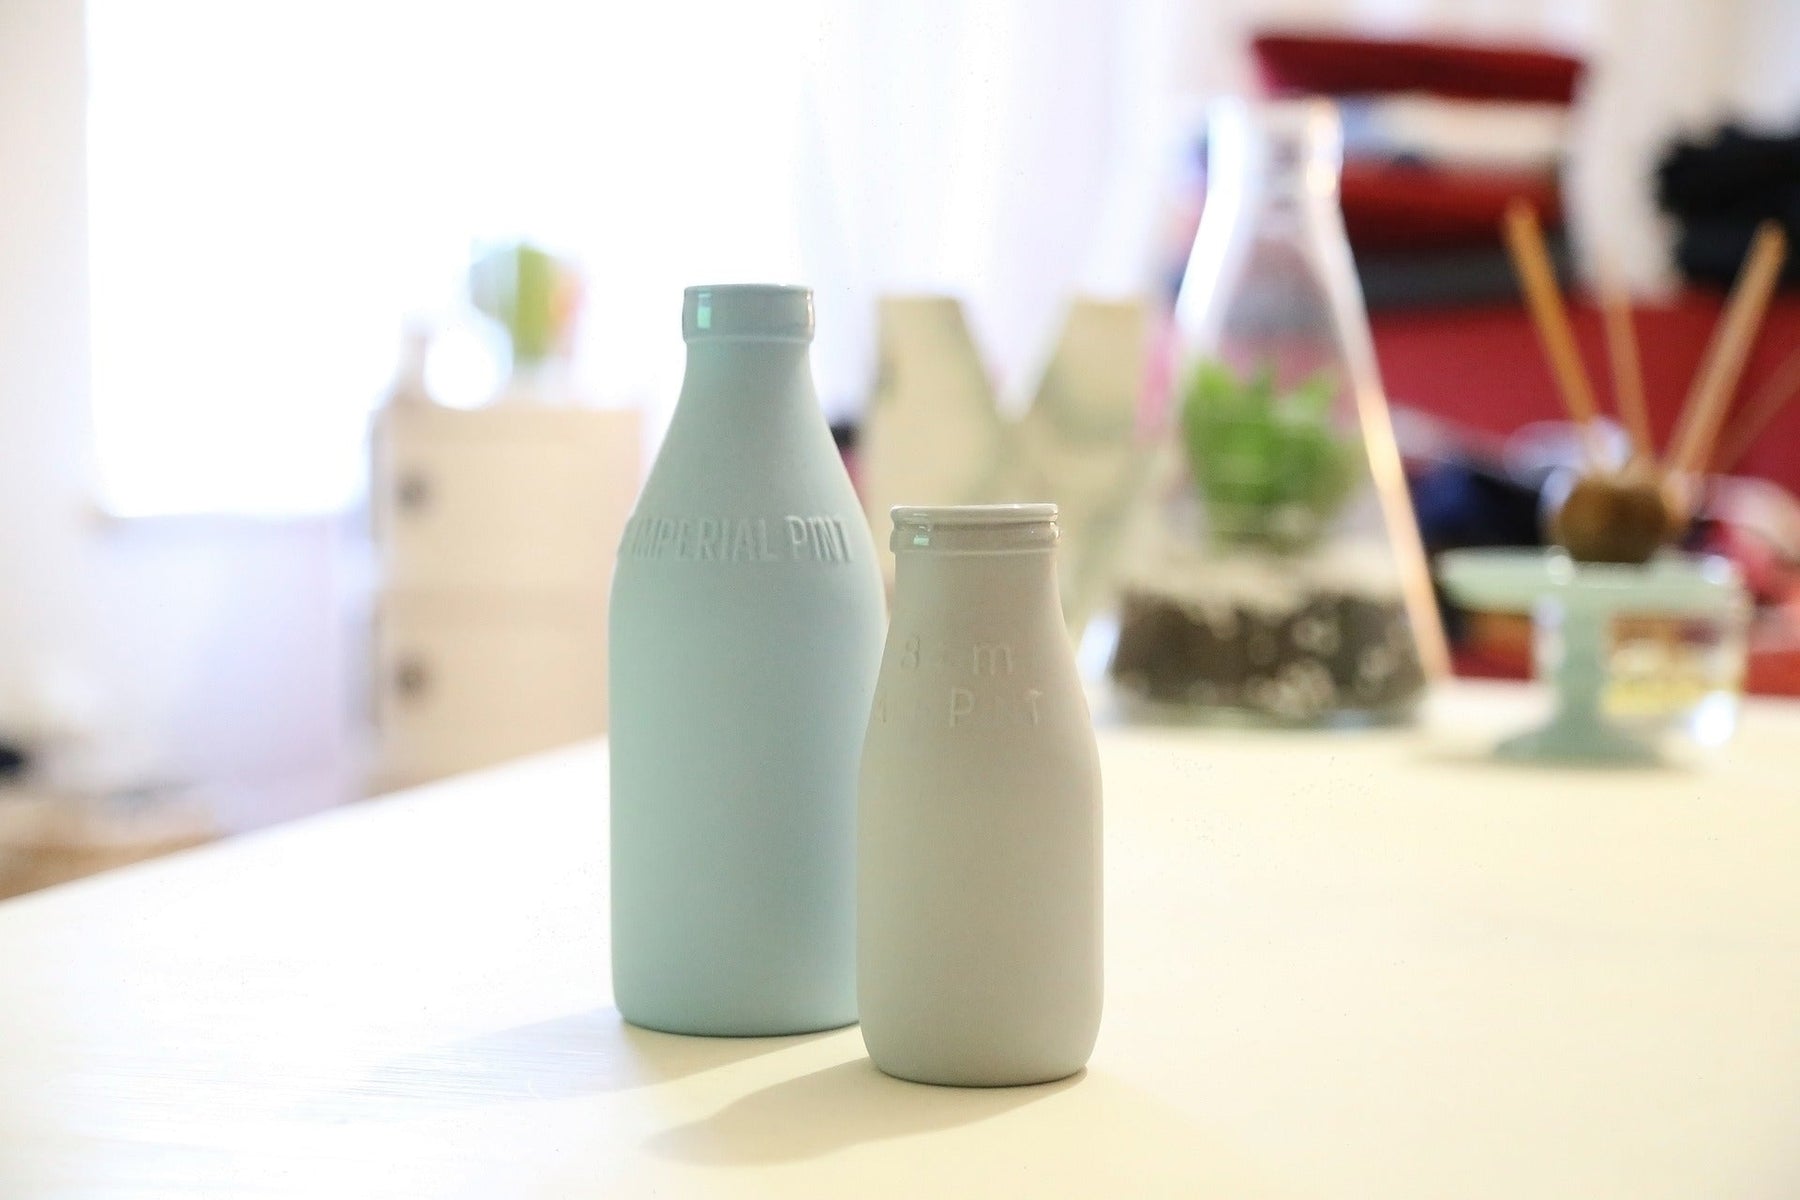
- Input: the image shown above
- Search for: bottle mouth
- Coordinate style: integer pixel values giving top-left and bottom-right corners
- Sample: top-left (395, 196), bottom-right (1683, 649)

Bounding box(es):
top-left (890, 504), bottom-right (1059, 554)
top-left (683, 284), bottom-right (814, 343)
top-left (1209, 95), bottom-right (1343, 191)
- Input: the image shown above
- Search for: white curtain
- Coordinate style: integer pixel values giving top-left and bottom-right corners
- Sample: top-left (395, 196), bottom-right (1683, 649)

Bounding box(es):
top-left (796, 0), bottom-right (1191, 412)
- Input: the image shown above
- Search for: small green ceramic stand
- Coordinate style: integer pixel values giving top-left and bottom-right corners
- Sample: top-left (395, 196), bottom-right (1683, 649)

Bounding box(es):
top-left (1494, 594), bottom-right (1657, 765)
top-left (1439, 549), bottom-right (1746, 766)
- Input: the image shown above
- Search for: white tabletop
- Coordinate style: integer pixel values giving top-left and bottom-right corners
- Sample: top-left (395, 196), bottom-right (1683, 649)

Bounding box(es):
top-left (2, 681), bottom-right (1797, 1198)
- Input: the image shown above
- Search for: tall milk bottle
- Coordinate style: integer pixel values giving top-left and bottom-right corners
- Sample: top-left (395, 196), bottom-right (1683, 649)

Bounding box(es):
top-left (609, 284), bottom-right (886, 1035)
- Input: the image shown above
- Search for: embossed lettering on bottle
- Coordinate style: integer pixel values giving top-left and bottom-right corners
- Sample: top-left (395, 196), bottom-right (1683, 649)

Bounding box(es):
top-left (620, 515), bottom-right (856, 563)
top-left (874, 634), bottom-right (1044, 728)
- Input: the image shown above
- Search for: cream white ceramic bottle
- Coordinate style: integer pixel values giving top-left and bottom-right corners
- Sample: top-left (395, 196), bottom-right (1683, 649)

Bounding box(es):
top-left (857, 504), bottom-right (1103, 1086)
top-left (610, 284), bottom-right (885, 1036)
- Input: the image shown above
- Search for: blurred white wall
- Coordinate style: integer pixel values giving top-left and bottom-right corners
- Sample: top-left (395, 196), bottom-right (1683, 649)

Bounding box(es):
top-left (0, 0), bottom-right (101, 754)
top-left (0, 0), bottom-right (353, 819)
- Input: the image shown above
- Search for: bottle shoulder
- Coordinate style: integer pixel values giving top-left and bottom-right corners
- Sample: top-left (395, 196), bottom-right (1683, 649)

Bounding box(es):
top-left (640, 403), bottom-right (857, 508)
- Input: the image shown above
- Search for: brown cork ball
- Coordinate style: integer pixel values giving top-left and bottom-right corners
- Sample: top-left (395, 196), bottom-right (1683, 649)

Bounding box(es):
top-left (1552, 472), bottom-right (1673, 565)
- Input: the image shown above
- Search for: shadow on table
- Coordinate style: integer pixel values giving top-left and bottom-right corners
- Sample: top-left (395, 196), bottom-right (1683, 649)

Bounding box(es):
top-left (1410, 743), bottom-right (1682, 773)
top-left (647, 1057), bottom-right (1079, 1165)
top-left (310, 1007), bottom-right (831, 1120)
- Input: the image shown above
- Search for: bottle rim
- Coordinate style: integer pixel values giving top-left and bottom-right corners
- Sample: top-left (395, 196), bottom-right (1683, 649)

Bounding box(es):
top-left (683, 284), bottom-right (814, 343)
top-left (1206, 94), bottom-right (1343, 195)
top-left (890, 504), bottom-right (1059, 554)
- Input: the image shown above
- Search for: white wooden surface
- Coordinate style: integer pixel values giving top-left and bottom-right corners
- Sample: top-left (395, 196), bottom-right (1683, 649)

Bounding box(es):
top-left (3, 682), bottom-right (1798, 1198)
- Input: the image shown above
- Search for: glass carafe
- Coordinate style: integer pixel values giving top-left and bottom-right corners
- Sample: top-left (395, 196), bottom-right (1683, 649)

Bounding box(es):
top-left (1106, 98), bottom-right (1445, 724)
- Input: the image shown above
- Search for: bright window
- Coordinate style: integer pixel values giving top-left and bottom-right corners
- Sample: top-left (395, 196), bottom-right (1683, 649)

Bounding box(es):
top-left (87, 1), bottom-right (820, 515)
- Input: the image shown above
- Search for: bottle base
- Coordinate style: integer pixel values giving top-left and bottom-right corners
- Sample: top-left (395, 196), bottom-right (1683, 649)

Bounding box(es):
top-left (618, 1009), bottom-right (859, 1040)
top-left (868, 1056), bottom-right (1089, 1089)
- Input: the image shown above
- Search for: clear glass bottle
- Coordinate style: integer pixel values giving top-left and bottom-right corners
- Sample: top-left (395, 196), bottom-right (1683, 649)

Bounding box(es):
top-left (1106, 98), bottom-right (1445, 724)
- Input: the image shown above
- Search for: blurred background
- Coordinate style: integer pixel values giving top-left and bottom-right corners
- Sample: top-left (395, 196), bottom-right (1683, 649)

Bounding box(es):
top-left (5, 0), bottom-right (1800, 893)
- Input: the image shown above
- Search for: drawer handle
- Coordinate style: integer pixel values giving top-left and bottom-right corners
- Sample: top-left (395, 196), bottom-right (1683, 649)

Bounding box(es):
top-left (394, 655), bottom-right (431, 700)
top-left (396, 470), bottom-right (432, 513)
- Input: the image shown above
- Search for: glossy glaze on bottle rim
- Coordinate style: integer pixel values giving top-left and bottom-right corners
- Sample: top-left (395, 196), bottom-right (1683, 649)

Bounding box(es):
top-left (889, 503), bottom-right (1059, 555)
top-left (682, 284), bottom-right (814, 343)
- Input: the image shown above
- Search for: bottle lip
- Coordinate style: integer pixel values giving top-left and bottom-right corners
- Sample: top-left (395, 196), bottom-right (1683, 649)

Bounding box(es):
top-left (683, 284), bottom-right (814, 343)
top-left (1208, 94), bottom-right (1343, 185)
top-left (890, 504), bottom-right (1059, 554)
top-left (893, 503), bottom-right (1056, 527)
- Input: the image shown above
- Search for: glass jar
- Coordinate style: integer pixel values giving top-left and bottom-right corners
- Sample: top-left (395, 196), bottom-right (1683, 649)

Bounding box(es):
top-left (1105, 98), bottom-right (1445, 724)
top-left (1601, 609), bottom-right (1750, 749)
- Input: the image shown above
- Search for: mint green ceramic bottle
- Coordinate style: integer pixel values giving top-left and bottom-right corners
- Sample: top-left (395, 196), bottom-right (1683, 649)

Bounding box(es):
top-left (609, 284), bottom-right (885, 1035)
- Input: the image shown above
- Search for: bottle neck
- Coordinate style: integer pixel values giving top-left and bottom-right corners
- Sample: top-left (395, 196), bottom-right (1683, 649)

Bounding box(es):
top-left (890, 506), bottom-right (1062, 609)
top-left (1264, 142), bottom-right (1337, 205)
top-left (892, 546), bottom-right (1061, 624)
top-left (1208, 100), bottom-right (1342, 217)
top-left (677, 337), bottom-right (815, 415)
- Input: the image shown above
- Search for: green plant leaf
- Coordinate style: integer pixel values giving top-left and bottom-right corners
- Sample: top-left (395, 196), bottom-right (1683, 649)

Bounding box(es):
top-left (1177, 356), bottom-right (1366, 552)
